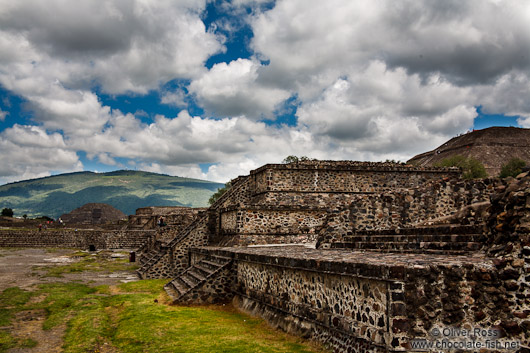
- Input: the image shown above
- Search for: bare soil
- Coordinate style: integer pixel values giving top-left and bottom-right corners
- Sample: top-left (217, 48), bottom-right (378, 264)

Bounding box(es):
top-left (0, 248), bottom-right (138, 291)
top-left (0, 247), bottom-right (140, 353)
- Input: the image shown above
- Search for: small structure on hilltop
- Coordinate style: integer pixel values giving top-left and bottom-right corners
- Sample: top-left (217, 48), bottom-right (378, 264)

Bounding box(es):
top-left (60, 203), bottom-right (127, 225)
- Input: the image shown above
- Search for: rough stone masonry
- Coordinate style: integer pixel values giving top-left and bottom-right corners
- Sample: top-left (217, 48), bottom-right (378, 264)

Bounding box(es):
top-left (43, 160), bottom-right (530, 352)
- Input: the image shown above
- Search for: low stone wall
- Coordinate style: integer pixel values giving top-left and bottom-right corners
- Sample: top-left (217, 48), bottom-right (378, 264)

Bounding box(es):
top-left (0, 229), bottom-right (154, 250)
top-left (250, 191), bottom-right (364, 209)
top-left (128, 206), bottom-right (205, 230)
top-left (195, 246), bottom-right (527, 352)
top-left (319, 178), bottom-right (498, 247)
top-left (250, 161), bottom-right (460, 195)
top-left (220, 207), bottom-right (327, 243)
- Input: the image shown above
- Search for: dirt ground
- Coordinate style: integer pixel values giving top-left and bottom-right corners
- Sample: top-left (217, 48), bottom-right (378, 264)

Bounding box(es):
top-left (0, 247), bottom-right (140, 353)
top-left (0, 248), bottom-right (139, 291)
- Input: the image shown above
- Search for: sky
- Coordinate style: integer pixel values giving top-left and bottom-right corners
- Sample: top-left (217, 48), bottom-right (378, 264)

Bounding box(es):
top-left (0, 0), bottom-right (529, 185)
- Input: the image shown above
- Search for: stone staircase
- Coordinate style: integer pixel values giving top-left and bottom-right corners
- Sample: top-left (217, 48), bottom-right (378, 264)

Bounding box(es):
top-left (136, 214), bottom-right (207, 278)
top-left (137, 176), bottom-right (252, 278)
top-left (164, 253), bottom-right (233, 304)
top-left (138, 239), bottom-right (163, 266)
top-left (331, 224), bottom-right (486, 254)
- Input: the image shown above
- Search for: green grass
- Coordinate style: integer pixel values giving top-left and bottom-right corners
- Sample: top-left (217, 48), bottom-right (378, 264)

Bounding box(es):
top-left (1, 249), bottom-right (326, 353)
top-left (0, 287), bottom-right (35, 352)
top-left (0, 281), bottom-right (326, 353)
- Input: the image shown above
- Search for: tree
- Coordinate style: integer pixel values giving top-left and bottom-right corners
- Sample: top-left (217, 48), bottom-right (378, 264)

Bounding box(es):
top-left (1, 208), bottom-right (14, 217)
top-left (499, 158), bottom-right (526, 178)
top-left (208, 182), bottom-right (232, 205)
top-left (435, 155), bottom-right (487, 179)
top-left (282, 155), bottom-right (314, 164)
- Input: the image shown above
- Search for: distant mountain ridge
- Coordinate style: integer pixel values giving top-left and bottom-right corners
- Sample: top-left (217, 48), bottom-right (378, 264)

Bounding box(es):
top-left (0, 170), bottom-right (224, 218)
top-left (407, 127), bottom-right (530, 176)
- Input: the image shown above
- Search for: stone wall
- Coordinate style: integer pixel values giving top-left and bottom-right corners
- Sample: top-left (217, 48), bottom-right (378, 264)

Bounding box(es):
top-left (250, 162), bottom-right (459, 195)
top-left (0, 229), bottom-right (154, 250)
top-left (250, 192), bottom-right (363, 209)
top-left (482, 172), bottom-right (530, 347)
top-left (218, 207), bottom-right (327, 245)
top-left (140, 216), bottom-right (211, 279)
top-left (318, 178), bottom-right (498, 247)
top-left (220, 207), bottom-right (327, 242)
top-left (230, 247), bottom-right (393, 352)
top-left (128, 206), bottom-right (205, 230)
top-left (399, 261), bottom-right (527, 350)
top-left (194, 246), bottom-right (528, 352)
top-left (142, 162), bottom-right (464, 274)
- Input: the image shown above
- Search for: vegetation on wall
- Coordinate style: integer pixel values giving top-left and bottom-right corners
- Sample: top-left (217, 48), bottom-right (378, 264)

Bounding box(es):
top-left (282, 155), bottom-right (315, 163)
top-left (499, 158), bottom-right (527, 178)
top-left (208, 182), bottom-right (232, 205)
top-left (435, 155), bottom-right (487, 179)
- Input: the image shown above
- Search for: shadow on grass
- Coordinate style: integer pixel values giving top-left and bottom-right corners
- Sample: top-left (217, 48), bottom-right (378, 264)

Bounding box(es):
top-left (1, 280), bottom-right (328, 353)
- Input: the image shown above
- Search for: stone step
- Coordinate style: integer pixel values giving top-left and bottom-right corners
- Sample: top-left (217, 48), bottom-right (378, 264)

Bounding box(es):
top-left (139, 251), bottom-right (160, 265)
top-left (367, 241), bottom-right (480, 250)
top-left (343, 233), bottom-right (484, 243)
top-left (164, 282), bottom-right (181, 300)
top-left (164, 254), bottom-right (233, 304)
top-left (335, 241), bottom-right (482, 252)
top-left (194, 264), bottom-right (215, 277)
top-left (188, 269), bottom-right (207, 282)
top-left (174, 277), bottom-right (192, 292)
top-left (352, 224), bottom-right (484, 236)
top-left (180, 273), bottom-right (198, 288)
top-left (342, 247), bottom-right (470, 255)
top-left (207, 255), bottom-right (232, 265)
top-left (171, 278), bottom-right (188, 295)
top-left (201, 259), bottom-right (225, 270)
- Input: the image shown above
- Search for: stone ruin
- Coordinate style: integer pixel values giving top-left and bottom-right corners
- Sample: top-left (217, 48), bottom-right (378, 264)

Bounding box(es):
top-left (128, 206), bottom-right (205, 232)
top-left (60, 202), bottom-right (127, 225)
top-left (137, 160), bottom-right (529, 352)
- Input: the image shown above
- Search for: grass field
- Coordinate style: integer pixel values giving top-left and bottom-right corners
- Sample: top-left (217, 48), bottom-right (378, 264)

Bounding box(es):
top-left (0, 248), bottom-right (327, 353)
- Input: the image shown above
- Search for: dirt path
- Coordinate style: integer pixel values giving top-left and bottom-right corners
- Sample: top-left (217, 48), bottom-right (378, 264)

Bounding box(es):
top-left (0, 248), bottom-right (139, 291)
top-left (0, 247), bottom-right (140, 353)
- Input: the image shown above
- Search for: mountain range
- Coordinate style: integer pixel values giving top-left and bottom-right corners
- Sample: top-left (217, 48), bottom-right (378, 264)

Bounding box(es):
top-left (0, 170), bottom-right (224, 218)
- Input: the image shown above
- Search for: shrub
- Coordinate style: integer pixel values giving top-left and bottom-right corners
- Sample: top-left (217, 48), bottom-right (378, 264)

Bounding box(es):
top-left (282, 155), bottom-right (314, 164)
top-left (435, 155), bottom-right (487, 179)
top-left (1, 208), bottom-right (14, 217)
top-left (499, 158), bottom-right (526, 178)
top-left (208, 182), bottom-right (232, 205)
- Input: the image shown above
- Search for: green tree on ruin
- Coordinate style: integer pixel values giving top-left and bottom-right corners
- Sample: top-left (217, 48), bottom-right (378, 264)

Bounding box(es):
top-left (208, 182), bottom-right (232, 205)
top-left (435, 155), bottom-right (487, 179)
top-left (1, 207), bottom-right (14, 217)
top-left (499, 158), bottom-right (526, 178)
top-left (282, 155), bottom-right (314, 163)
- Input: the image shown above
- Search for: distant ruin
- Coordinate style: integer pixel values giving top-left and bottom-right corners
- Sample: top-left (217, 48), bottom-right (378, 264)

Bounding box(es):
top-left (137, 160), bottom-right (530, 352)
top-left (408, 126), bottom-right (530, 176)
top-left (60, 203), bottom-right (127, 225)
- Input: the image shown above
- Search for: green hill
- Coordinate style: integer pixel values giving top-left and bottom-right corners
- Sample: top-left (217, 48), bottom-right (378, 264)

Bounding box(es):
top-left (0, 170), bottom-right (224, 218)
